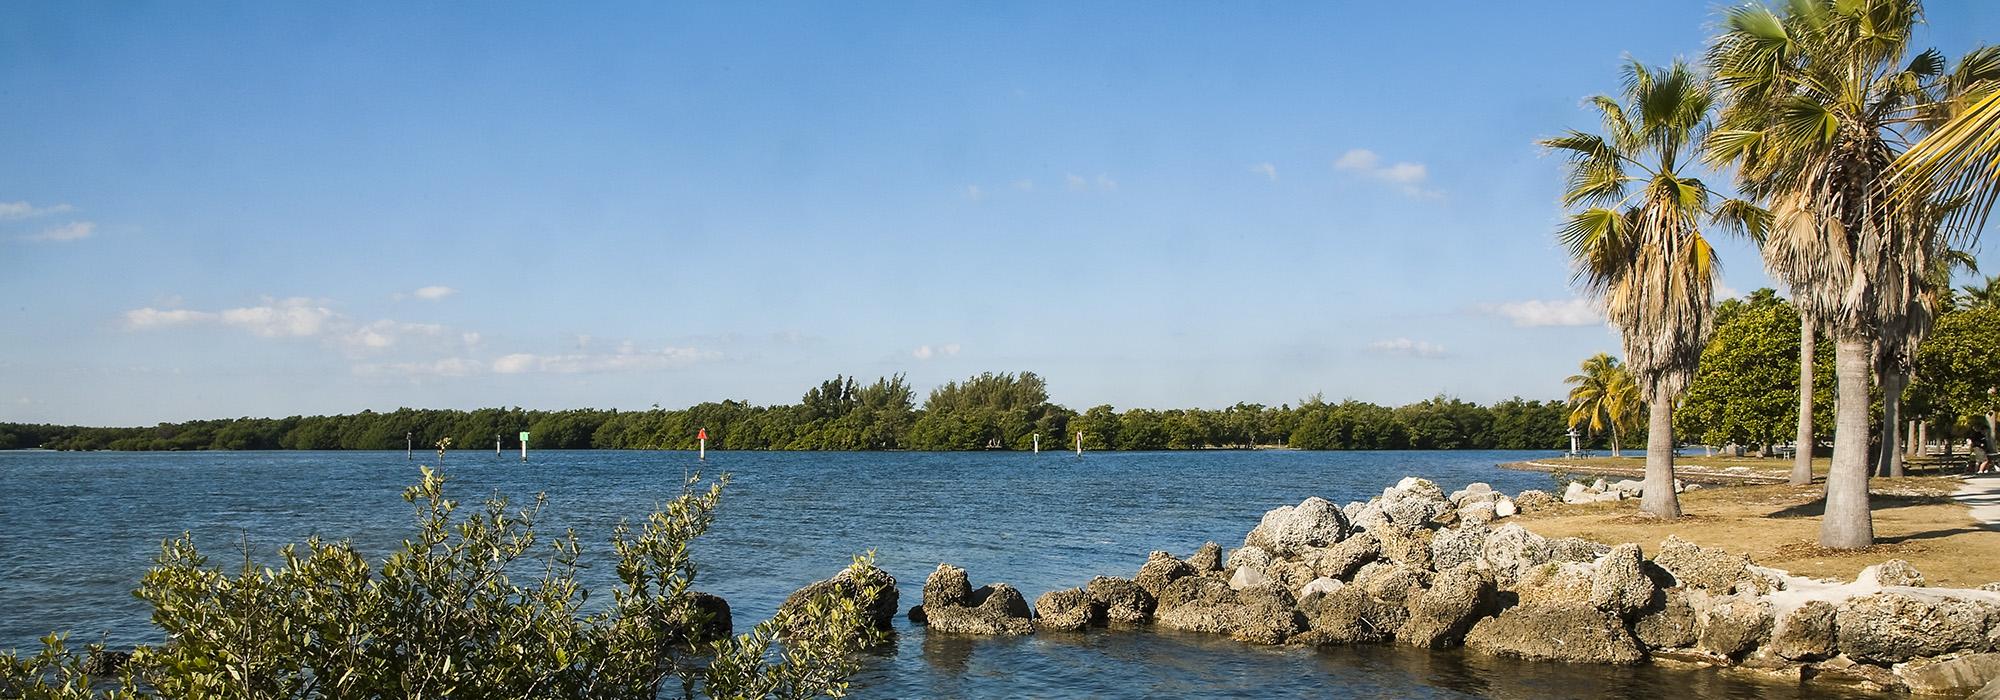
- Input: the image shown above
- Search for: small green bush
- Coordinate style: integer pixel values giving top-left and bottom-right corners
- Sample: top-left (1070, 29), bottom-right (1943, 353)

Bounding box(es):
top-left (1, 467), bottom-right (884, 699)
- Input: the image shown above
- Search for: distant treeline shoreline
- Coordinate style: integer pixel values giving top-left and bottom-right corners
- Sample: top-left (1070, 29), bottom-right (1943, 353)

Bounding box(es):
top-left (0, 372), bottom-right (1598, 453)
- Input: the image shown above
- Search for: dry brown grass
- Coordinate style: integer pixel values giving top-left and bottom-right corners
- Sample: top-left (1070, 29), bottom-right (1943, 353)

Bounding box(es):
top-left (1513, 476), bottom-right (2000, 587)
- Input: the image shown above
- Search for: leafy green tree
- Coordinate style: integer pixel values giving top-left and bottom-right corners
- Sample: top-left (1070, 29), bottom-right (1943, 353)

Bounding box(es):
top-left (0, 469), bottom-right (884, 699)
top-left (1678, 290), bottom-right (1835, 452)
top-left (1488, 397), bottom-right (1570, 450)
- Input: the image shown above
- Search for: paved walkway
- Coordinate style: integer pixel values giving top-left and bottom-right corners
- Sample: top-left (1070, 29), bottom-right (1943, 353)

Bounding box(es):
top-left (1954, 472), bottom-right (2000, 529)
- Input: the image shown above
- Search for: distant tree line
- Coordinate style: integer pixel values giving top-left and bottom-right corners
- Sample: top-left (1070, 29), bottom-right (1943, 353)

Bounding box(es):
top-left (0, 372), bottom-right (1583, 452)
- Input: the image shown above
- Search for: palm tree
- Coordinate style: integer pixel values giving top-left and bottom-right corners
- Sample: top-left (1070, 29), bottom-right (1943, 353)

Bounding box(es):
top-left (1960, 275), bottom-right (2000, 310)
top-left (1706, 0), bottom-right (1989, 548)
top-left (1565, 353), bottom-right (1642, 457)
top-left (1546, 60), bottom-right (1759, 518)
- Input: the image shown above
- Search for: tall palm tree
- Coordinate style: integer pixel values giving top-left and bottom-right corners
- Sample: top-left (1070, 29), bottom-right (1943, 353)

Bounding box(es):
top-left (1706, 0), bottom-right (1988, 548)
top-left (1546, 60), bottom-right (1758, 518)
top-left (1565, 353), bottom-right (1642, 457)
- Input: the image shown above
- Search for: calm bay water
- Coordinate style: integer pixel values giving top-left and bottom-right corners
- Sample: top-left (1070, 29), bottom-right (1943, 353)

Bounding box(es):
top-left (0, 449), bottom-right (1886, 698)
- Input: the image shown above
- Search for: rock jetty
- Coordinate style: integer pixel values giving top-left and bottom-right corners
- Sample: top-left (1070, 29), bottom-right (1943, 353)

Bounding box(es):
top-left (778, 475), bottom-right (2000, 695)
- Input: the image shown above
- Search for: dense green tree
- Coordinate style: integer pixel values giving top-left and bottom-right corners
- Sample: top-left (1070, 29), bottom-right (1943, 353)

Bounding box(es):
top-left (1677, 290), bottom-right (1835, 451)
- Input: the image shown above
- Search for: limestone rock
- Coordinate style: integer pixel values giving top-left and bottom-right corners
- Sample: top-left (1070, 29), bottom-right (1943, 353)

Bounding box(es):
top-left (1653, 536), bottom-right (1760, 593)
top-left (1083, 576), bottom-right (1153, 623)
top-left (1513, 561), bottom-right (1596, 609)
top-left (1187, 542), bottom-right (1224, 572)
top-left (1383, 493), bottom-right (1450, 529)
top-left (779, 564), bottom-right (900, 636)
top-left (1352, 561), bottom-right (1432, 605)
top-left (1897, 653), bottom-right (2000, 697)
top-left (1229, 583), bottom-right (1303, 645)
top-left (1480, 524), bottom-right (1552, 586)
top-left (926, 583), bottom-right (1035, 635)
top-left (1589, 544), bottom-right (1655, 616)
top-left (1457, 501), bottom-right (1498, 526)
top-left (1229, 565), bottom-right (1272, 591)
top-left (1294, 586), bottom-right (1408, 645)
top-left (1136, 551), bottom-right (1197, 600)
top-left (1374, 525), bottom-right (1434, 571)
top-left (687, 591), bottom-right (733, 645)
top-left (1429, 523), bottom-right (1489, 572)
top-left (1834, 591), bottom-right (1997, 664)
top-left (1695, 593), bottom-right (1772, 659)
top-left (1034, 588), bottom-right (1093, 632)
top-left (1263, 558), bottom-right (1317, 593)
top-left (1157, 574), bottom-right (1234, 614)
top-left (923, 563), bottom-right (972, 609)
top-left (1512, 490), bottom-right (1555, 512)
top-left (1464, 603), bottom-right (1645, 665)
top-left (1393, 476), bottom-right (1446, 502)
top-left (1563, 482), bottom-right (1595, 504)
top-left (1770, 599), bottom-right (1837, 661)
top-left (1298, 577), bottom-right (1345, 597)
top-left (1448, 482), bottom-right (1494, 505)
top-left (1244, 496), bottom-right (1353, 556)
top-left (1608, 479), bottom-right (1644, 497)
top-left (1549, 537), bottom-right (1612, 564)
top-left (1398, 564), bottom-right (1496, 648)
top-left (1863, 559), bottom-right (1927, 588)
top-left (1492, 497), bottom-right (1517, 519)
top-left (1633, 588), bottom-right (1698, 650)
top-left (1225, 545), bottom-right (1273, 574)
top-left (1306, 532), bottom-right (1380, 581)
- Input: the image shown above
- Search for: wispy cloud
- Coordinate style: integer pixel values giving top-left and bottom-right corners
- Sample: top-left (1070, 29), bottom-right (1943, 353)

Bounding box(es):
top-left (123, 307), bottom-right (217, 329)
top-left (1250, 162), bottom-right (1278, 182)
top-left (1065, 173), bottom-right (1118, 193)
top-left (21, 221), bottom-right (94, 242)
top-left (490, 345), bottom-right (719, 374)
top-left (1368, 337), bottom-right (1447, 358)
top-left (1011, 179), bottom-right (1036, 192)
top-left (912, 342), bottom-right (962, 361)
top-left (412, 285), bottom-right (456, 301)
top-left (0, 201), bottom-right (74, 220)
top-left (964, 185), bottom-right (985, 201)
top-left (1334, 149), bottom-right (1439, 198)
top-left (1481, 298), bottom-right (1603, 327)
top-left (352, 357), bottom-right (485, 378)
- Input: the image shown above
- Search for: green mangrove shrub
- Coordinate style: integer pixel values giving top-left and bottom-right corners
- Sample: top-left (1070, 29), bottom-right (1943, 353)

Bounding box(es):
top-left (1, 468), bottom-right (884, 699)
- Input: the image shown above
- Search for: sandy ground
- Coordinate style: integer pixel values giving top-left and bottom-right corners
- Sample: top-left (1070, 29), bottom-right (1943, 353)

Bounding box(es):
top-left (1513, 475), bottom-right (2000, 588)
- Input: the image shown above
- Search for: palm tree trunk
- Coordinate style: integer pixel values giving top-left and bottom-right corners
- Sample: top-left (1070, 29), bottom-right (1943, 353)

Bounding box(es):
top-left (1641, 392), bottom-right (1681, 518)
top-left (1881, 374), bottom-right (1905, 478)
top-left (1820, 337), bottom-right (1876, 549)
top-left (1791, 318), bottom-right (1816, 486)
top-left (1610, 423), bottom-right (1622, 458)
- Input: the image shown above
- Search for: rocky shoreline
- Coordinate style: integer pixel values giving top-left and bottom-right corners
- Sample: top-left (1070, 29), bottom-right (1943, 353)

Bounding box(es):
top-left (782, 475), bottom-right (2000, 697)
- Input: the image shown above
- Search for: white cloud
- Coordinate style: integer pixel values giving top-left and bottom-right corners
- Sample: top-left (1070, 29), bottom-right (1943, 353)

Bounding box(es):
top-left (1096, 174), bottom-right (1118, 191)
top-left (490, 346), bottom-right (719, 374)
top-left (1064, 173), bottom-right (1118, 193)
top-left (1012, 179), bottom-right (1036, 192)
top-left (219, 298), bottom-right (336, 337)
top-left (1483, 298), bottom-right (1604, 327)
top-left (123, 307), bottom-right (217, 329)
top-left (339, 320), bottom-right (446, 352)
top-left (412, 285), bottom-right (456, 301)
top-left (912, 343), bottom-right (962, 361)
top-left (22, 221), bottom-right (94, 242)
top-left (1716, 282), bottom-right (1743, 301)
top-left (1334, 149), bottom-right (1439, 198)
top-left (353, 357), bottom-right (485, 378)
top-left (964, 185), bottom-right (985, 201)
top-left (1334, 149), bottom-right (1380, 170)
top-left (1066, 174), bottom-right (1090, 192)
top-left (1250, 163), bottom-right (1278, 182)
top-left (1368, 337), bottom-right (1447, 358)
top-left (0, 201), bottom-right (74, 220)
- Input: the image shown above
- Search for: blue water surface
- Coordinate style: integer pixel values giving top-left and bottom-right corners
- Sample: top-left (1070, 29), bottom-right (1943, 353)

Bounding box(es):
top-left (0, 449), bottom-right (1885, 698)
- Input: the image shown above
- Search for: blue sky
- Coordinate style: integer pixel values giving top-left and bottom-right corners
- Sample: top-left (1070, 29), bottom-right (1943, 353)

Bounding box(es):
top-left (3, 2), bottom-right (1996, 425)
